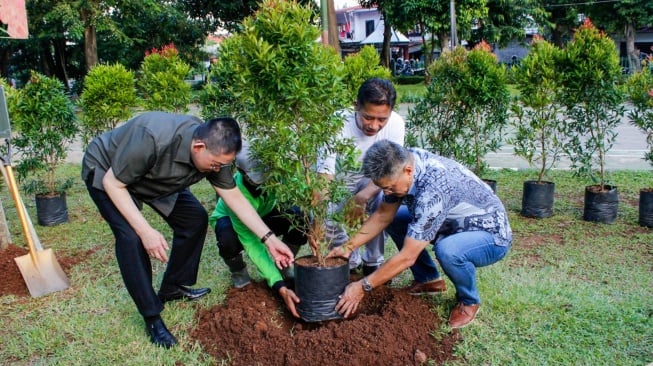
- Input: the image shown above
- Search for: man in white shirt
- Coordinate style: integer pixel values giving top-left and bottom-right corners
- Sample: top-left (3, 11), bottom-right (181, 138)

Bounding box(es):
top-left (316, 78), bottom-right (405, 276)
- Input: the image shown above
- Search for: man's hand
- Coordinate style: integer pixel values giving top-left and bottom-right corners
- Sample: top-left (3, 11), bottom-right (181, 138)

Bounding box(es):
top-left (140, 227), bottom-right (170, 263)
top-left (326, 244), bottom-right (352, 259)
top-left (266, 236), bottom-right (294, 269)
top-left (335, 280), bottom-right (365, 318)
top-left (279, 286), bottom-right (300, 318)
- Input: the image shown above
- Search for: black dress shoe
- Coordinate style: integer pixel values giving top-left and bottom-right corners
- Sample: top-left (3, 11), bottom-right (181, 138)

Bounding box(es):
top-left (146, 319), bottom-right (178, 348)
top-left (158, 285), bottom-right (211, 303)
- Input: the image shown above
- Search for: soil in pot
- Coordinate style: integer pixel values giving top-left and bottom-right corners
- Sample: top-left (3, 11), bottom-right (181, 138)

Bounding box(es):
top-left (638, 188), bottom-right (653, 228)
top-left (35, 192), bottom-right (69, 226)
top-left (294, 255), bottom-right (349, 322)
top-left (521, 180), bottom-right (555, 218)
top-left (583, 185), bottom-right (618, 224)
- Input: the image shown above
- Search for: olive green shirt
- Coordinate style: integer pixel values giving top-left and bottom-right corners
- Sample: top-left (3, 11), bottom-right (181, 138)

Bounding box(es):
top-left (81, 112), bottom-right (235, 216)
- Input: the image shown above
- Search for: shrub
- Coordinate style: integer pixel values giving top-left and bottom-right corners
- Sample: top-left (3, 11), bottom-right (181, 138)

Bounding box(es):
top-left (558, 18), bottom-right (625, 190)
top-left (626, 58), bottom-right (653, 169)
top-left (139, 44), bottom-right (192, 113)
top-left (342, 45), bottom-right (392, 101)
top-left (510, 36), bottom-right (567, 182)
top-left (407, 42), bottom-right (509, 176)
top-left (78, 63), bottom-right (138, 145)
top-left (10, 71), bottom-right (77, 195)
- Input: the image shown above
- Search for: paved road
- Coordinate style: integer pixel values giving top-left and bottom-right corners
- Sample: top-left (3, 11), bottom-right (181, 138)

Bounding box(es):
top-left (395, 104), bottom-right (651, 171)
top-left (67, 104), bottom-right (651, 171)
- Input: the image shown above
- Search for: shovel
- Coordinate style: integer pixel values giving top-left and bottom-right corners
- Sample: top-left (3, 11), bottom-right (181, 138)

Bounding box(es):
top-left (0, 85), bottom-right (70, 297)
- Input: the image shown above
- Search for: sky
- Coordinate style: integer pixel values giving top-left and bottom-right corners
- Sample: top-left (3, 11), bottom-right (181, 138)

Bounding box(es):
top-left (334, 0), bottom-right (358, 10)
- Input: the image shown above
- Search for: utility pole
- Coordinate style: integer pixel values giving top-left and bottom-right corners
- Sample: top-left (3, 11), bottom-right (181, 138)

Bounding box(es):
top-left (450, 0), bottom-right (458, 49)
top-left (320, 0), bottom-right (329, 44)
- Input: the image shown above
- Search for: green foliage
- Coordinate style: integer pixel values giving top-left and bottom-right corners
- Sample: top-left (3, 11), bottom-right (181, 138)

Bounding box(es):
top-left (139, 44), bottom-right (192, 113)
top-left (557, 19), bottom-right (625, 189)
top-left (78, 63), bottom-right (138, 146)
top-left (9, 71), bottom-right (78, 196)
top-left (206, 0), bottom-right (355, 263)
top-left (342, 46), bottom-right (392, 101)
top-left (510, 37), bottom-right (566, 182)
top-left (407, 43), bottom-right (510, 175)
top-left (626, 59), bottom-right (653, 170)
top-left (393, 75), bottom-right (424, 85)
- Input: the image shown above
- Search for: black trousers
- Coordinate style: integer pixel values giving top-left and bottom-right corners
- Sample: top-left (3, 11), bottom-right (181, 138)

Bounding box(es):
top-left (85, 176), bottom-right (207, 318)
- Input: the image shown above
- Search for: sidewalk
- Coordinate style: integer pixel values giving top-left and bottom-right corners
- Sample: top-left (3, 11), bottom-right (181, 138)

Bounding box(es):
top-left (67, 104), bottom-right (652, 171)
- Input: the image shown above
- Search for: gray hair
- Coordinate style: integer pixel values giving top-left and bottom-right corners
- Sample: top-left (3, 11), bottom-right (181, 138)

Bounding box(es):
top-left (356, 78), bottom-right (397, 109)
top-left (362, 140), bottom-right (411, 181)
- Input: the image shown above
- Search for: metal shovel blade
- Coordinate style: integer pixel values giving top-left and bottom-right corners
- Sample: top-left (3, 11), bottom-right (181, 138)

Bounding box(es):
top-left (14, 248), bottom-right (70, 297)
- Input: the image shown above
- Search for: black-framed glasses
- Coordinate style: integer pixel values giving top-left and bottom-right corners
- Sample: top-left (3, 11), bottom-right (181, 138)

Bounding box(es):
top-left (210, 162), bottom-right (233, 172)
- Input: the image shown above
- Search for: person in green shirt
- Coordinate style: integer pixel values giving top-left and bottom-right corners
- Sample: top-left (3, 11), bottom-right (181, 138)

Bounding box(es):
top-left (209, 140), bottom-right (306, 317)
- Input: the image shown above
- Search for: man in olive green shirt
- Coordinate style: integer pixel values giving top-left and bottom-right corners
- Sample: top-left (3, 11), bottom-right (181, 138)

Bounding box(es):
top-left (82, 112), bottom-right (294, 348)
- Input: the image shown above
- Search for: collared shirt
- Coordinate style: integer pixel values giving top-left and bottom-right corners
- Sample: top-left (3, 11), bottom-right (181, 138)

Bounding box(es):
top-left (384, 148), bottom-right (512, 247)
top-left (81, 111), bottom-right (235, 216)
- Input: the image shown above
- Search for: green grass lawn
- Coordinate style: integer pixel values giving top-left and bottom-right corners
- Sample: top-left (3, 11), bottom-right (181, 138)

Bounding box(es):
top-left (0, 165), bottom-right (651, 365)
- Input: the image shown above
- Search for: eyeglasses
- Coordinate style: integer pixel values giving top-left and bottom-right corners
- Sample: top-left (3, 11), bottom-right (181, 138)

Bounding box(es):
top-left (210, 162), bottom-right (233, 172)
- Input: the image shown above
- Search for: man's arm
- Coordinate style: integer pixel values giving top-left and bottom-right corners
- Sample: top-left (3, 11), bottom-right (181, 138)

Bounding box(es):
top-left (336, 236), bottom-right (429, 318)
top-left (216, 186), bottom-right (294, 268)
top-left (103, 168), bottom-right (170, 263)
top-left (330, 199), bottom-right (400, 259)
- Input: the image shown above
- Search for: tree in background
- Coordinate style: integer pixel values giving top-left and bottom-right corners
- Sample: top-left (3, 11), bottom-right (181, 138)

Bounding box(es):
top-left (470, 0), bottom-right (549, 48)
top-left (583, 0), bottom-right (653, 73)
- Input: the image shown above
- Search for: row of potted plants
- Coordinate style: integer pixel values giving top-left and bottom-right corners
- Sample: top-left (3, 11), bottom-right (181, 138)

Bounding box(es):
top-left (407, 18), bottom-right (653, 227)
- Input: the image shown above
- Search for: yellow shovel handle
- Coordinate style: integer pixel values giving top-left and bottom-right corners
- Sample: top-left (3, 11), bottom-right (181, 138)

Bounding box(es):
top-left (4, 164), bottom-right (39, 263)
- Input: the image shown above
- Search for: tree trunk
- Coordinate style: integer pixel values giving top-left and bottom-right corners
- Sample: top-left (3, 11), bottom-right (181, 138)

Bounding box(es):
top-left (52, 38), bottom-right (70, 91)
top-left (381, 20), bottom-right (391, 68)
top-left (327, 0), bottom-right (341, 55)
top-left (625, 22), bottom-right (640, 73)
top-left (81, 8), bottom-right (99, 71)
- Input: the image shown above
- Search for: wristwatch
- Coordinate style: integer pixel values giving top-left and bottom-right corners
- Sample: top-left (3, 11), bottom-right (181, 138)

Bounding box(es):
top-left (362, 277), bottom-right (373, 292)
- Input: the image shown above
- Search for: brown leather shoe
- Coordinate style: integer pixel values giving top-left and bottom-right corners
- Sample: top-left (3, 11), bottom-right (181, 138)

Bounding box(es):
top-left (405, 278), bottom-right (447, 295)
top-left (448, 302), bottom-right (480, 328)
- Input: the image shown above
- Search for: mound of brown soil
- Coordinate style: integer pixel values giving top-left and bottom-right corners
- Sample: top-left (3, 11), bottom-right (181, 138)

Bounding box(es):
top-left (191, 281), bottom-right (460, 365)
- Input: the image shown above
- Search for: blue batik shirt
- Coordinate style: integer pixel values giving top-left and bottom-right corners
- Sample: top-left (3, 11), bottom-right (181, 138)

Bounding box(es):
top-left (384, 148), bottom-right (512, 247)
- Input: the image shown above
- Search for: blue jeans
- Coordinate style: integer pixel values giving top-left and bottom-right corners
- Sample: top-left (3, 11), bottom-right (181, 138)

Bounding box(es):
top-left (387, 206), bottom-right (510, 305)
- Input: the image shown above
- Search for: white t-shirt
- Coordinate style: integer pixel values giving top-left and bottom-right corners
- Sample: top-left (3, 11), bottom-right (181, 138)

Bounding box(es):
top-left (316, 109), bottom-right (405, 189)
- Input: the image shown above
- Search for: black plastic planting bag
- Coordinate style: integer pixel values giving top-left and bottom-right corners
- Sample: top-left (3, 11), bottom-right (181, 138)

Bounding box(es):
top-left (639, 189), bottom-right (653, 228)
top-left (295, 256), bottom-right (349, 322)
top-left (583, 185), bottom-right (618, 224)
top-left (521, 181), bottom-right (555, 218)
top-left (35, 193), bottom-right (69, 226)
